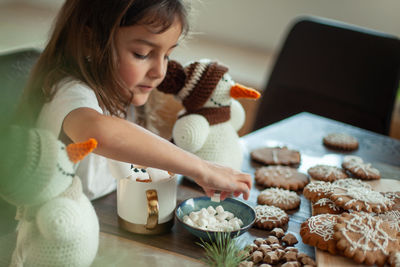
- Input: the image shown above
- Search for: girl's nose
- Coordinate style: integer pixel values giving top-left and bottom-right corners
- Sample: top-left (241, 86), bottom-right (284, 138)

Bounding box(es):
top-left (148, 57), bottom-right (167, 79)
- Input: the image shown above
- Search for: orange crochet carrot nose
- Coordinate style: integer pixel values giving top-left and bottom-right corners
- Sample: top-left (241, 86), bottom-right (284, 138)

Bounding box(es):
top-left (230, 83), bottom-right (261, 100)
top-left (66, 138), bottom-right (98, 163)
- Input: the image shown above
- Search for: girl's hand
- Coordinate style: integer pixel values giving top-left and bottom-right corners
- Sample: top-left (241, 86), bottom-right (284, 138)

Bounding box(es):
top-left (194, 161), bottom-right (252, 201)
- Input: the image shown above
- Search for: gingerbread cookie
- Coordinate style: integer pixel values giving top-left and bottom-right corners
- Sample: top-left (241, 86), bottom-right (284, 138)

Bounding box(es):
top-left (250, 146), bottom-right (301, 166)
top-left (323, 133), bottom-right (359, 151)
top-left (254, 205), bottom-right (289, 230)
top-left (312, 198), bottom-right (343, 216)
top-left (331, 177), bottom-right (372, 190)
top-left (300, 214), bottom-right (339, 255)
top-left (307, 165), bottom-right (348, 182)
top-left (382, 191), bottom-right (400, 211)
top-left (257, 187), bottom-right (301, 210)
top-left (329, 185), bottom-right (393, 213)
top-left (303, 181), bottom-right (333, 203)
top-left (376, 210), bottom-right (400, 233)
top-left (389, 251), bottom-right (400, 267)
top-left (255, 166), bottom-right (309, 191)
top-left (334, 212), bottom-right (400, 266)
top-left (341, 156), bottom-right (381, 180)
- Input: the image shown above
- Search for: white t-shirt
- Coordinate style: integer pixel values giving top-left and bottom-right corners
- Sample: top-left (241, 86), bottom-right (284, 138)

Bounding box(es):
top-left (37, 78), bottom-right (132, 200)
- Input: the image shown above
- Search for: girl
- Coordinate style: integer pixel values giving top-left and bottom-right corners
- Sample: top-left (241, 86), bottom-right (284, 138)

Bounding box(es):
top-left (16, 0), bottom-right (252, 200)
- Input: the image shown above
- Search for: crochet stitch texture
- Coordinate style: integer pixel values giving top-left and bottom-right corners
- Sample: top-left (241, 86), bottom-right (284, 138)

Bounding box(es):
top-left (158, 59), bottom-right (260, 170)
top-left (0, 127), bottom-right (99, 267)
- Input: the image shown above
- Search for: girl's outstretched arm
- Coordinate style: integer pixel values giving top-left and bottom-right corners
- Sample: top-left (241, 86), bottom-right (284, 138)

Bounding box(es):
top-left (63, 107), bottom-right (252, 200)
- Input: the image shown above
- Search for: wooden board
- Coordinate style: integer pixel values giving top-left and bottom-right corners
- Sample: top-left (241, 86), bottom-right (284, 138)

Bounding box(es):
top-left (316, 178), bottom-right (400, 267)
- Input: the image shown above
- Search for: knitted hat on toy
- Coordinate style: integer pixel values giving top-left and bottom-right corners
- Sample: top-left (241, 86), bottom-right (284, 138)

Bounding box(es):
top-left (158, 59), bottom-right (228, 112)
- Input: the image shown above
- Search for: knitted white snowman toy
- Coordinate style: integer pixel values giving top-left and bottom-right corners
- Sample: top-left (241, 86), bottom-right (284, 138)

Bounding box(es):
top-left (157, 59), bottom-right (260, 170)
top-left (0, 126), bottom-right (99, 267)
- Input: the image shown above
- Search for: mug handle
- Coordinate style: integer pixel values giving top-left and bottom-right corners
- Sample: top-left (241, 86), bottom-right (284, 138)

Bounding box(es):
top-left (145, 189), bottom-right (159, 229)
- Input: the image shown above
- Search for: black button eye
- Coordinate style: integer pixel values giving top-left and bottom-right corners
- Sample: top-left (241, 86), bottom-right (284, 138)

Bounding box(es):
top-left (141, 168), bottom-right (146, 173)
top-left (133, 168), bottom-right (139, 172)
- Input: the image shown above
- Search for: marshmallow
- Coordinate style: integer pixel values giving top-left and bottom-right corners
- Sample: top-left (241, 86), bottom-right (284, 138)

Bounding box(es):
top-left (216, 205), bottom-right (224, 214)
top-left (184, 205), bottom-right (243, 232)
top-left (207, 206), bottom-right (217, 216)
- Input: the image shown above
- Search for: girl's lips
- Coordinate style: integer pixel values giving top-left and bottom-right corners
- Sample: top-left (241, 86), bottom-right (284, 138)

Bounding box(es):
top-left (137, 85), bottom-right (154, 92)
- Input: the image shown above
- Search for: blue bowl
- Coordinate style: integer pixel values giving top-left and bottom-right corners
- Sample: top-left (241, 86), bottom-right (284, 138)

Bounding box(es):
top-left (175, 197), bottom-right (256, 241)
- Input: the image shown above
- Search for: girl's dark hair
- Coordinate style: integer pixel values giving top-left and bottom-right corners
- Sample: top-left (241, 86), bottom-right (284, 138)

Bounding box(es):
top-left (16, 0), bottom-right (189, 126)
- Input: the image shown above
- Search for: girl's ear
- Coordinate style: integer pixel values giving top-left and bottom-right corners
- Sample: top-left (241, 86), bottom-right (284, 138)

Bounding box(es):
top-left (66, 138), bottom-right (97, 163)
top-left (157, 60), bottom-right (186, 95)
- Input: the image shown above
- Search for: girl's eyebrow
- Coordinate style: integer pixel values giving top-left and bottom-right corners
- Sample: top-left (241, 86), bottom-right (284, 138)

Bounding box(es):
top-left (130, 38), bottom-right (179, 49)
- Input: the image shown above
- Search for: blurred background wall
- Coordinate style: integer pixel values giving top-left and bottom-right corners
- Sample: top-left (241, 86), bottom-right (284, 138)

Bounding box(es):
top-left (1, 0), bottom-right (399, 137)
top-left (2, 0), bottom-right (400, 88)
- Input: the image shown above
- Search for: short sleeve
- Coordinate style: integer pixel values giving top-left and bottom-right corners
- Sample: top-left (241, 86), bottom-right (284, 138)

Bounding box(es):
top-left (36, 79), bottom-right (103, 137)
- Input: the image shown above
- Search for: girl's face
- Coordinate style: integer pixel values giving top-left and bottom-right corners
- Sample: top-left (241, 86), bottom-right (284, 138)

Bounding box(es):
top-left (115, 19), bottom-right (182, 106)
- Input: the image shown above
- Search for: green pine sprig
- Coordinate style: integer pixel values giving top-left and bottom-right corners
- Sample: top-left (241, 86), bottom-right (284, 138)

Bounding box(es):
top-left (196, 232), bottom-right (250, 267)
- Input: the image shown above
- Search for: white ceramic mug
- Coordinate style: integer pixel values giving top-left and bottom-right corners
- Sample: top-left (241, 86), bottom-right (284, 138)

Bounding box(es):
top-left (108, 159), bottom-right (177, 234)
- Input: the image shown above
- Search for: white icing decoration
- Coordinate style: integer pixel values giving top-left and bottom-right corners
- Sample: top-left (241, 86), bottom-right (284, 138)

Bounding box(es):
top-left (377, 210), bottom-right (400, 232)
top-left (259, 188), bottom-right (299, 205)
top-left (326, 133), bottom-right (357, 144)
top-left (255, 205), bottom-right (287, 223)
top-left (262, 166), bottom-right (295, 179)
top-left (394, 252), bottom-right (400, 265)
top-left (332, 178), bottom-right (372, 190)
top-left (343, 156), bottom-right (380, 177)
top-left (314, 198), bottom-right (340, 211)
top-left (383, 191), bottom-right (400, 202)
top-left (307, 214), bottom-right (337, 241)
top-left (310, 165), bottom-right (346, 179)
top-left (333, 187), bottom-right (393, 211)
top-left (304, 181), bottom-right (332, 193)
top-left (338, 212), bottom-right (397, 255)
top-left (272, 150), bottom-right (278, 163)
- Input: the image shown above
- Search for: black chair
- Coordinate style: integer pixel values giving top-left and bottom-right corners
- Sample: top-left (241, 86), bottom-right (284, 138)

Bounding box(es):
top-left (0, 48), bottom-right (41, 125)
top-left (252, 16), bottom-right (400, 135)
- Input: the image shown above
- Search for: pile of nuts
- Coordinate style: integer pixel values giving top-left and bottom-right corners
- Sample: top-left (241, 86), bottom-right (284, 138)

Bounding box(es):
top-left (239, 228), bottom-right (316, 267)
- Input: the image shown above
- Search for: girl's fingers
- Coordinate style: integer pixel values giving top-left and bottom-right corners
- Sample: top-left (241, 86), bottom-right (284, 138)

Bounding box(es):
top-left (219, 191), bottom-right (229, 201)
top-left (204, 188), bottom-right (214, 197)
top-left (233, 191), bottom-right (241, 197)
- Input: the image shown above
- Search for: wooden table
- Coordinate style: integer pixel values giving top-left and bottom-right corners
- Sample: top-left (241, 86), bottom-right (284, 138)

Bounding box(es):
top-left (92, 112), bottom-right (400, 265)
